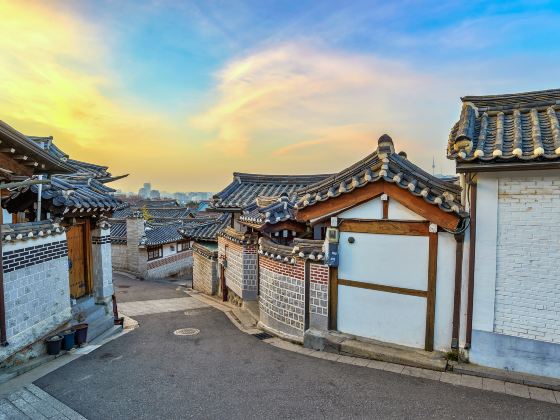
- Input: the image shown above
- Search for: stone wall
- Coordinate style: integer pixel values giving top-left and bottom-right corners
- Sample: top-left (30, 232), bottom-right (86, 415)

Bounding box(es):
top-left (92, 225), bottom-right (114, 303)
top-left (218, 236), bottom-right (258, 300)
top-left (0, 230), bottom-right (71, 363)
top-left (258, 255), bottom-right (305, 339)
top-left (111, 243), bottom-right (128, 270)
top-left (494, 175), bottom-right (560, 343)
top-left (193, 248), bottom-right (218, 295)
top-left (309, 263), bottom-right (329, 330)
top-left (146, 250), bottom-right (193, 279)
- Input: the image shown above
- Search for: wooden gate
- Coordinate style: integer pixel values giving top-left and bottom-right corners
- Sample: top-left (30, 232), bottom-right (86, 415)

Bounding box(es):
top-left (330, 219), bottom-right (438, 351)
top-left (67, 222), bottom-right (92, 299)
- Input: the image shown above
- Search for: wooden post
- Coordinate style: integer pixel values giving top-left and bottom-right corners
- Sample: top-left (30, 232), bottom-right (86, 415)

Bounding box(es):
top-left (328, 266), bottom-right (338, 330)
top-left (425, 231), bottom-right (438, 351)
top-left (304, 260), bottom-right (310, 331)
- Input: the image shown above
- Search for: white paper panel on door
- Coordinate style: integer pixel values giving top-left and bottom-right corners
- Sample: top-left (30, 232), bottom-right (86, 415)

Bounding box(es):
top-left (338, 232), bottom-right (429, 291)
top-left (338, 285), bottom-right (427, 348)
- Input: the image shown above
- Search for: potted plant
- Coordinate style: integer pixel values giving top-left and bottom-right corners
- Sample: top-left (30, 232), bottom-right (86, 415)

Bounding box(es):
top-left (46, 335), bottom-right (63, 355)
top-left (73, 323), bottom-right (89, 347)
top-left (61, 330), bottom-right (75, 351)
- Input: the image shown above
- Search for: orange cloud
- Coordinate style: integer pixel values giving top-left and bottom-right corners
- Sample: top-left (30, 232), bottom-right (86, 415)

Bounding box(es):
top-left (192, 42), bottom-right (454, 174)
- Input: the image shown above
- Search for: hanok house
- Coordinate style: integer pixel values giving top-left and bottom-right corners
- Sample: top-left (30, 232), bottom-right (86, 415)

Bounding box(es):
top-left (294, 135), bottom-right (468, 352)
top-left (447, 88), bottom-right (560, 378)
top-left (211, 173), bottom-right (331, 303)
top-left (179, 212), bottom-right (231, 297)
top-left (1, 128), bottom-right (123, 365)
top-left (110, 214), bottom-right (193, 280)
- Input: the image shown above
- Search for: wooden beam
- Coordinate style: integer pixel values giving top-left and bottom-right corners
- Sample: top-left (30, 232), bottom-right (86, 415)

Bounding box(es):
top-left (338, 278), bottom-right (427, 298)
top-left (382, 183), bottom-right (460, 231)
top-left (382, 197), bottom-right (389, 219)
top-left (297, 182), bottom-right (384, 222)
top-left (339, 219), bottom-right (429, 236)
top-left (0, 153), bottom-right (32, 177)
top-left (296, 180), bottom-right (461, 231)
top-left (328, 267), bottom-right (338, 330)
top-left (424, 231), bottom-right (438, 352)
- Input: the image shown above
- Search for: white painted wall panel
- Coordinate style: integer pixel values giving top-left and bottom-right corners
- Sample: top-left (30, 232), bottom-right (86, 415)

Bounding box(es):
top-left (434, 232), bottom-right (456, 351)
top-left (338, 198), bottom-right (382, 219)
top-left (339, 232), bottom-right (429, 290)
top-left (389, 200), bottom-right (426, 221)
top-left (338, 285), bottom-right (427, 348)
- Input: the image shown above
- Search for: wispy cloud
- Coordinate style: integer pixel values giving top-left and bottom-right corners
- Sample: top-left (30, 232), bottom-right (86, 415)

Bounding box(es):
top-left (191, 42), bottom-right (453, 173)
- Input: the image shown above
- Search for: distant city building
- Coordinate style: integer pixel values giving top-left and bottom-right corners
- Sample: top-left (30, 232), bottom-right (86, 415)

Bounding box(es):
top-left (149, 189), bottom-right (161, 199)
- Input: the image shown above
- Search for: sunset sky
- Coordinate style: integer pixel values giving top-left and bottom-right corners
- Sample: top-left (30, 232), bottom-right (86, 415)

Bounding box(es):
top-left (1, 0), bottom-right (560, 193)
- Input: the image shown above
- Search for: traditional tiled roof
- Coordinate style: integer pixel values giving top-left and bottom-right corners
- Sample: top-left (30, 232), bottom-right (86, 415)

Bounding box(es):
top-left (3, 175), bottom-right (121, 216)
top-left (110, 220), bottom-right (127, 244)
top-left (447, 88), bottom-right (560, 165)
top-left (0, 220), bottom-right (64, 242)
top-left (212, 172), bottom-right (332, 210)
top-left (28, 136), bottom-right (119, 179)
top-left (142, 222), bottom-right (185, 246)
top-left (239, 193), bottom-right (297, 228)
top-left (137, 199), bottom-right (178, 208)
top-left (0, 122), bottom-right (74, 176)
top-left (296, 135), bottom-right (464, 214)
top-left (179, 212), bottom-right (231, 242)
top-left (113, 203), bottom-right (132, 218)
top-left (258, 237), bottom-right (325, 264)
top-left (218, 226), bottom-right (258, 245)
top-left (192, 241), bottom-right (218, 259)
top-left (292, 238), bottom-right (325, 261)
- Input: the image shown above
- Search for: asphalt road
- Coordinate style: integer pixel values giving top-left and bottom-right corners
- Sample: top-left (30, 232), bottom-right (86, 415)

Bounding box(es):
top-left (35, 275), bottom-right (560, 419)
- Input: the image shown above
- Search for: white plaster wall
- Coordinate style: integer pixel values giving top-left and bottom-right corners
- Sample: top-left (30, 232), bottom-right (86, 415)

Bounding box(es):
top-left (338, 285), bottom-right (427, 348)
top-left (389, 200), bottom-right (426, 221)
top-left (338, 232), bottom-right (429, 290)
top-left (162, 242), bottom-right (177, 258)
top-left (338, 198), bottom-right (382, 219)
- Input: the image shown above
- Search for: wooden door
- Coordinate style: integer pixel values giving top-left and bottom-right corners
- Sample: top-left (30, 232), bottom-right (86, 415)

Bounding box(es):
top-left (67, 224), bottom-right (87, 299)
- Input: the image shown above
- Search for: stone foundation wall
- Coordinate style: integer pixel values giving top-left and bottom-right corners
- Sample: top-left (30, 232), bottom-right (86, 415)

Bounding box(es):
top-left (258, 255), bottom-right (305, 338)
top-left (193, 250), bottom-right (218, 295)
top-left (0, 231), bottom-right (71, 363)
top-left (146, 250), bottom-right (193, 279)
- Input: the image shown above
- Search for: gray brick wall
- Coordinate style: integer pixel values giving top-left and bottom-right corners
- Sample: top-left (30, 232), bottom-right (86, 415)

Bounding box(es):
top-left (220, 238), bottom-right (258, 300)
top-left (0, 234), bottom-right (72, 363)
top-left (259, 257), bottom-right (305, 338)
top-left (193, 252), bottom-right (218, 295)
top-left (494, 175), bottom-right (560, 343)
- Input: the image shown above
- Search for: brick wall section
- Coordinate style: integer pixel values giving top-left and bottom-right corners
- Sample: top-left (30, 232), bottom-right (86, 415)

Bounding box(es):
top-left (259, 255), bottom-right (305, 337)
top-left (193, 251), bottom-right (218, 295)
top-left (2, 240), bottom-right (67, 273)
top-left (218, 236), bottom-right (258, 300)
top-left (146, 250), bottom-right (193, 279)
top-left (0, 233), bottom-right (72, 363)
top-left (310, 263), bottom-right (329, 318)
top-left (494, 175), bottom-right (560, 343)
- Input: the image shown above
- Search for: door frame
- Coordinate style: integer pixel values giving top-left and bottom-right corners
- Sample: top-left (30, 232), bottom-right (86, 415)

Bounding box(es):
top-left (328, 219), bottom-right (439, 351)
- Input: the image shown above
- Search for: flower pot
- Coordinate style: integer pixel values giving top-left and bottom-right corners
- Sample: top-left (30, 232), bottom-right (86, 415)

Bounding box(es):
top-left (61, 330), bottom-right (75, 351)
top-left (46, 335), bottom-right (63, 355)
top-left (73, 323), bottom-right (89, 347)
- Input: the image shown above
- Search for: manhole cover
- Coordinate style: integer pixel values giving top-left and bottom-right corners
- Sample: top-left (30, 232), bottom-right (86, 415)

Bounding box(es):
top-left (174, 328), bottom-right (200, 336)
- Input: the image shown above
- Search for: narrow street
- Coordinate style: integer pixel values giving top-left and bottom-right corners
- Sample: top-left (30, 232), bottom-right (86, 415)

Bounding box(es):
top-left (20, 274), bottom-right (557, 419)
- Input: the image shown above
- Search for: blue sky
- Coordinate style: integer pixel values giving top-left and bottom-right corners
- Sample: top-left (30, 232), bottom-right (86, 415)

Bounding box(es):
top-left (2, 0), bottom-right (560, 192)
